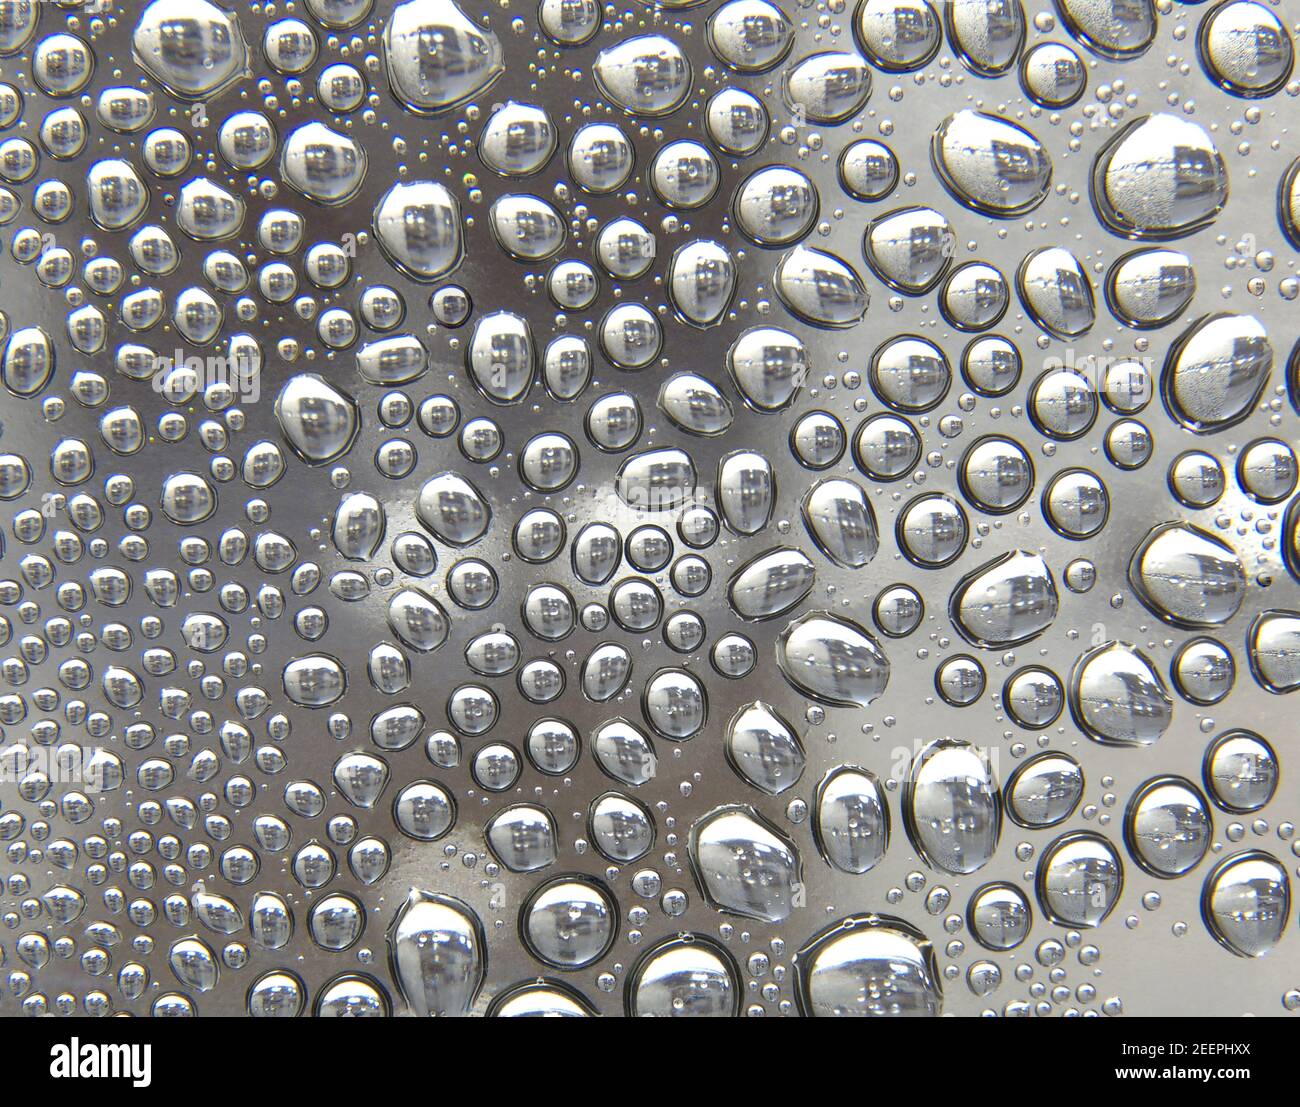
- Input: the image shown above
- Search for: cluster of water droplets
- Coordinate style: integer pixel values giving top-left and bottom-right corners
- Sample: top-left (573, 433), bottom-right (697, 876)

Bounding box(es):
top-left (0, 0), bottom-right (1296, 1016)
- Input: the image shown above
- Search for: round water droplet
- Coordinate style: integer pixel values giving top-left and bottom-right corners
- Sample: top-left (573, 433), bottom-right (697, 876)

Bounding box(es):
top-left (1201, 852), bottom-right (1290, 957)
top-left (1036, 832), bottom-right (1124, 928)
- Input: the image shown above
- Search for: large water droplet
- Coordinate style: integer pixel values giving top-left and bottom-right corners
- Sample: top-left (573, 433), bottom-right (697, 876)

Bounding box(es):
top-left (384, 0), bottom-right (504, 113)
top-left (777, 611), bottom-right (891, 707)
top-left (905, 740), bottom-right (1001, 875)
top-left (690, 806), bottom-right (801, 922)
top-left (387, 890), bottom-right (486, 1015)
top-left (798, 916), bottom-right (942, 1017)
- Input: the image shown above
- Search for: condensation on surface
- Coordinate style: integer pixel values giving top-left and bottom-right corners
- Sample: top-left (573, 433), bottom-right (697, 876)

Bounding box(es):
top-left (0, 0), bottom-right (1298, 1018)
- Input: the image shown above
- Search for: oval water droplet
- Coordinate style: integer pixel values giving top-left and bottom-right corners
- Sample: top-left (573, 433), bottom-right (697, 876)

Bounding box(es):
top-left (593, 34), bottom-right (692, 116)
top-left (1129, 522), bottom-right (1246, 628)
top-left (629, 937), bottom-right (738, 1017)
top-left (1248, 610), bottom-right (1300, 693)
top-left (1162, 313), bottom-right (1272, 433)
top-left (374, 180), bottom-right (463, 280)
top-left (932, 110), bottom-right (1051, 216)
top-left (1106, 248), bottom-right (1197, 328)
top-left (1202, 852), bottom-right (1290, 957)
top-left (1124, 776), bottom-right (1211, 878)
top-left (775, 245), bottom-right (868, 328)
top-left (725, 701), bottom-right (806, 795)
top-left (387, 890), bottom-right (486, 1016)
top-left (813, 767), bottom-right (889, 874)
top-left (274, 374), bottom-right (358, 464)
top-left (384, 0), bottom-right (504, 113)
top-left (1036, 832), bottom-right (1123, 927)
top-left (905, 740), bottom-right (1001, 875)
top-left (1070, 641), bottom-right (1173, 746)
top-left (777, 611), bottom-right (891, 707)
top-left (798, 916), bottom-right (942, 1017)
top-left (690, 805), bottom-right (801, 922)
top-left (802, 478), bottom-right (879, 568)
top-left (728, 546), bottom-right (816, 620)
top-left (950, 551), bottom-right (1058, 647)
top-left (1005, 753), bottom-right (1084, 828)
top-left (133, 0), bottom-right (249, 99)
top-left (1056, 0), bottom-right (1156, 58)
top-left (1093, 114), bottom-right (1227, 237)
